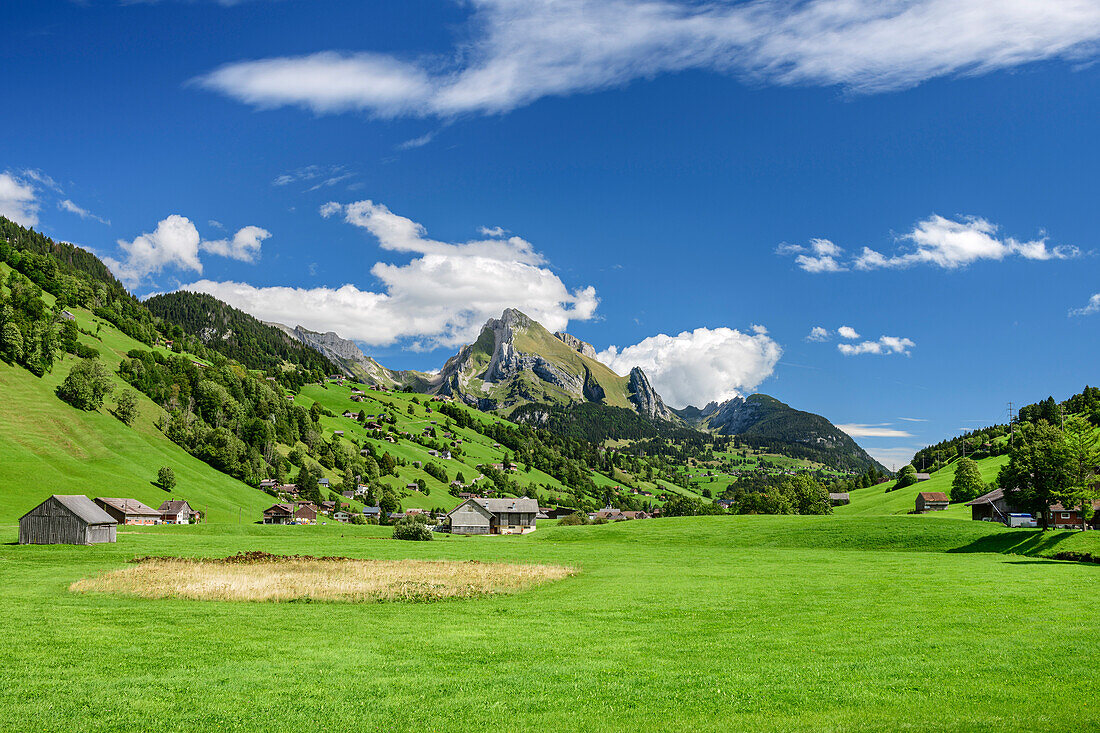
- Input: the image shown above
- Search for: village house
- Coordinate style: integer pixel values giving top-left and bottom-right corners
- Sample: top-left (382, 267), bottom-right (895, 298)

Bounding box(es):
top-left (446, 497), bottom-right (539, 535)
top-left (333, 511), bottom-right (350, 523)
top-left (915, 492), bottom-right (949, 513)
top-left (318, 478), bottom-right (330, 489)
top-left (294, 504), bottom-right (317, 524)
top-left (362, 506), bottom-right (381, 520)
top-left (159, 500), bottom-right (197, 524)
top-left (263, 503), bottom-right (295, 525)
top-left (1047, 500), bottom-right (1100, 530)
top-left (277, 483), bottom-right (299, 496)
top-left (19, 495), bottom-right (117, 545)
top-left (95, 497), bottom-right (162, 525)
top-left (342, 410), bottom-right (357, 418)
top-left (259, 478), bottom-right (277, 490)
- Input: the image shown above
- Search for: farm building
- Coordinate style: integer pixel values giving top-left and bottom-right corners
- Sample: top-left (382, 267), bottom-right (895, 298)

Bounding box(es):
top-left (915, 492), bottom-right (949, 513)
top-left (828, 492), bottom-right (850, 506)
top-left (1047, 500), bottom-right (1100, 530)
top-left (19, 495), bottom-right (117, 545)
top-left (158, 500), bottom-right (197, 524)
top-left (915, 473), bottom-right (932, 482)
top-left (446, 497), bottom-right (539, 535)
top-left (95, 497), bottom-right (162, 525)
top-left (263, 503), bottom-right (295, 524)
top-left (965, 488), bottom-right (1024, 524)
top-left (294, 504), bottom-right (317, 524)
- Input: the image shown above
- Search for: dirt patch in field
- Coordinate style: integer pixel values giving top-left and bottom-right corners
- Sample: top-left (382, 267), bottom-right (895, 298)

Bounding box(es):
top-left (70, 553), bottom-right (575, 603)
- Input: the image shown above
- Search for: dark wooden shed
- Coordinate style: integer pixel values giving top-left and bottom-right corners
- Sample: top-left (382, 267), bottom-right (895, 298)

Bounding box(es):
top-left (19, 495), bottom-right (117, 545)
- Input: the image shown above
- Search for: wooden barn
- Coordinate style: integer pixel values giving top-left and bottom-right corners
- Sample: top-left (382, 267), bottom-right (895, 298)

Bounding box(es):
top-left (19, 495), bottom-right (117, 545)
top-left (915, 492), bottom-right (949, 513)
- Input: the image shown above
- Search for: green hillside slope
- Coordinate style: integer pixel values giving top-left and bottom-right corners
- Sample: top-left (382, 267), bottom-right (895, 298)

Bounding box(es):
top-left (837, 454), bottom-right (1009, 517)
top-left (0, 286), bottom-right (272, 525)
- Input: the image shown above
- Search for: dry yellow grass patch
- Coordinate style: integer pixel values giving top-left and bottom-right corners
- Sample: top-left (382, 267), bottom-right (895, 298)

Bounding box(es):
top-left (71, 557), bottom-right (575, 603)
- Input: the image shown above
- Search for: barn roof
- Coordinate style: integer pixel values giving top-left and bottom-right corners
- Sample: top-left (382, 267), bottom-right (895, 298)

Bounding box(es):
top-left (96, 497), bottom-right (161, 516)
top-left (23, 495), bottom-right (117, 525)
top-left (476, 497), bottom-right (539, 514)
top-left (918, 492), bottom-right (949, 502)
top-left (965, 488), bottom-right (1004, 506)
top-left (158, 500), bottom-right (192, 513)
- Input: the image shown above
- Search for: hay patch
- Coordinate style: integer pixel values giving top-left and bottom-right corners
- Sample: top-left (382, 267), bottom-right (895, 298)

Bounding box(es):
top-left (70, 552), bottom-right (575, 603)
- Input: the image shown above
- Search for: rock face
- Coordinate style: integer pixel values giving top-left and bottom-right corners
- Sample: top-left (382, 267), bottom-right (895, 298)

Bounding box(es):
top-left (700, 396), bottom-right (764, 435)
top-left (627, 367), bottom-right (676, 421)
top-left (267, 322), bottom-right (428, 388)
top-left (554, 331), bottom-right (598, 360)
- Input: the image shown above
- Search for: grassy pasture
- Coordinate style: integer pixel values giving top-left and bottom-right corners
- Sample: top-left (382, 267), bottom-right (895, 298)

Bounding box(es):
top-left (1, 515), bottom-right (1099, 732)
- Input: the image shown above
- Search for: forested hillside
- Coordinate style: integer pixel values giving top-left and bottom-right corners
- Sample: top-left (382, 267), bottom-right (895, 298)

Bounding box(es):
top-left (145, 290), bottom-right (338, 376)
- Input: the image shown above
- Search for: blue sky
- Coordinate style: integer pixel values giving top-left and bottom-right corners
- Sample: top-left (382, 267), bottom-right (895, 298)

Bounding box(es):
top-left (3, 0), bottom-right (1099, 467)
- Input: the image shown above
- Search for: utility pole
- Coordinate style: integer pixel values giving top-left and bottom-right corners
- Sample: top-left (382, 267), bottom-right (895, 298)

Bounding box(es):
top-left (1007, 402), bottom-right (1016, 446)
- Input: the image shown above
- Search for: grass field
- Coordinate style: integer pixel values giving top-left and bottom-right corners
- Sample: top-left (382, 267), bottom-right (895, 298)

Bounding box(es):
top-left (2, 515), bottom-right (1099, 732)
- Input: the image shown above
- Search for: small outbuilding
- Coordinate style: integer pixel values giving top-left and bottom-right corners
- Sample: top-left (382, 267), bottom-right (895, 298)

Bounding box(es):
top-left (965, 488), bottom-right (1023, 524)
top-left (446, 497), bottom-right (539, 535)
top-left (828, 492), bottom-right (850, 506)
top-left (19, 495), bottom-right (117, 545)
top-left (915, 491), bottom-right (949, 513)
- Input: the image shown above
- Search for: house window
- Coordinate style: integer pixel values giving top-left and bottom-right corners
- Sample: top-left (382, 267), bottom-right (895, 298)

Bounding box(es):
top-left (1061, 513), bottom-right (1071, 519)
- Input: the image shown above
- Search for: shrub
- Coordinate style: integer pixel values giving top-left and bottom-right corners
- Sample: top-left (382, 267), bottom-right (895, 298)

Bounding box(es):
top-left (393, 517), bottom-right (433, 541)
top-left (557, 512), bottom-right (589, 526)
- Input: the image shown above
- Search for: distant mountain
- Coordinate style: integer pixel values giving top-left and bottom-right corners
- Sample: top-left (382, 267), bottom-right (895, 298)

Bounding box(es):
top-left (432, 308), bottom-right (676, 418)
top-left (674, 394), bottom-right (887, 473)
top-left (265, 322), bottom-right (433, 390)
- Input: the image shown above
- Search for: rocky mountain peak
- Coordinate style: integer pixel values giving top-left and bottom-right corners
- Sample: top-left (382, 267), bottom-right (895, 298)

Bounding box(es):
top-left (627, 366), bottom-right (676, 421)
top-left (554, 331), bottom-right (598, 360)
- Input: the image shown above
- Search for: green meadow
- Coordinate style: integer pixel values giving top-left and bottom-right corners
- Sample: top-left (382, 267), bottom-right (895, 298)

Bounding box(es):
top-left (2, 515), bottom-right (1099, 732)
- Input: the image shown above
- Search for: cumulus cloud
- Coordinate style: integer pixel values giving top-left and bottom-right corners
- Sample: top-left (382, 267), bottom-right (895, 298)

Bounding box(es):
top-left (805, 326), bottom-right (830, 342)
top-left (837, 335), bottom-right (915, 356)
top-left (200, 225), bottom-right (270, 262)
top-left (597, 326), bottom-right (781, 408)
top-left (59, 199), bottom-right (110, 225)
top-left (836, 325), bottom-right (860, 339)
top-left (0, 172), bottom-right (39, 227)
top-left (196, 0), bottom-right (1100, 118)
top-left (836, 423), bottom-right (914, 438)
top-left (104, 216), bottom-right (269, 287)
top-left (1070, 293), bottom-right (1100, 316)
top-left (781, 215), bottom-right (1078, 272)
top-left (180, 201), bottom-right (599, 348)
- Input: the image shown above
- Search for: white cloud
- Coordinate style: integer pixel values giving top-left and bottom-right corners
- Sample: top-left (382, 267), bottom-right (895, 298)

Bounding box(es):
top-left (59, 199), bottom-right (110, 225)
top-left (195, 0), bottom-right (1100, 118)
top-left (104, 216), bottom-right (269, 287)
top-left (1069, 293), bottom-right (1100, 316)
top-left (272, 165), bottom-right (355, 190)
top-left (782, 215), bottom-right (1078, 272)
top-left (898, 417), bottom-right (928, 422)
top-left (397, 132), bottom-right (436, 150)
top-left (105, 215), bottom-right (204, 287)
top-left (479, 225), bottom-right (508, 237)
top-left (597, 326), bottom-right (781, 408)
top-left (837, 335), bottom-right (915, 356)
top-left (836, 423), bottom-right (914, 438)
top-left (805, 326), bottom-right (830, 342)
top-left (0, 172), bottom-right (39, 227)
top-left (855, 215), bottom-right (1078, 270)
top-left (791, 238), bottom-right (847, 272)
top-left (200, 225), bottom-right (270, 262)
top-left (837, 325), bottom-right (860, 340)
top-left (179, 202), bottom-right (599, 349)
top-left (20, 168), bottom-right (63, 194)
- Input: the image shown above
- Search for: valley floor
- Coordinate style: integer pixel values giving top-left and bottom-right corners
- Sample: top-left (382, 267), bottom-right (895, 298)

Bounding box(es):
top-left (2, 516), bottom-right (1099, 732)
